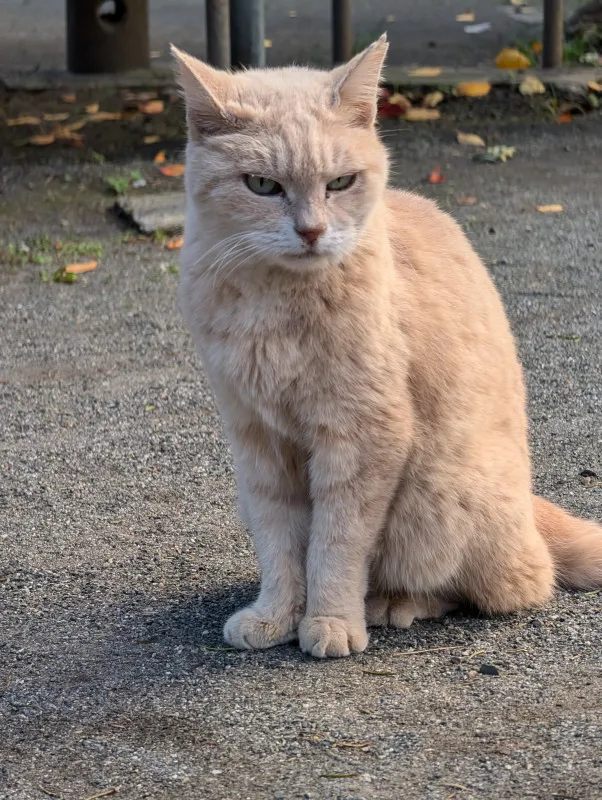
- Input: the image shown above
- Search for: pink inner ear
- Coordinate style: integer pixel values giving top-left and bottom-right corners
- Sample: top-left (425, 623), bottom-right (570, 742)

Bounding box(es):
top-left (332, 37), bottom-right (388, 127)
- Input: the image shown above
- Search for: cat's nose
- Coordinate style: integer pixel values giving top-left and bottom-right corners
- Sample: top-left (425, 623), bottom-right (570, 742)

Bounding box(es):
top-left (295, 225), bottom-right (326, 246)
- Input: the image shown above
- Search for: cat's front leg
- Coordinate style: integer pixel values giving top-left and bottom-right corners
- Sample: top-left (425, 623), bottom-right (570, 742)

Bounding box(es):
top-left (223, 424), bottom-right (309, 650)
top-left (299, 429), bottom-right (406, 658)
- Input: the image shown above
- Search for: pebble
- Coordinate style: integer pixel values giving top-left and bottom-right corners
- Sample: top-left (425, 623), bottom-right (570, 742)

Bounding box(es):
top-left (479, 663), bottom-right (500, 676)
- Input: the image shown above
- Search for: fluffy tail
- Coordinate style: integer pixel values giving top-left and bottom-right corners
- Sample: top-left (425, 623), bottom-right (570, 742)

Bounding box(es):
top-left (534, 495), bottom-right (602, 589)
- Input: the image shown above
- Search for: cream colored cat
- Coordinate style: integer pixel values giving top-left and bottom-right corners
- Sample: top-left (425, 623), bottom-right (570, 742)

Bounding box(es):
top-left (173, 37), bottom-right (602, 658)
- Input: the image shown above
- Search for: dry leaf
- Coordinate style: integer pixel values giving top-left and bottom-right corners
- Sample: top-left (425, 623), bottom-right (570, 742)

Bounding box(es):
top-left (29, 134), bottom-right (55, 146)
top-left (405, 108), bottom-right (441, 121)
top-left (7, 115), bottom-right (40, 126)
top-left (138, 100), bottom-right (164, 115)
top-left (85, 103), bottom-right (99, 114)
top-left (143, 135), bottom-right (161, 144)
top-left (264, 39), bottom-right (272, 48)
top-left (64, 260), bottom-right (98, 274)
top-left (588, 80), bottom-right (602, 93)
top-left (495, 48), bottom-right (531, 70)
top-left (409, 67), bottom-right (442, 77)
top-left (428, 166), bottom-right (445, 184)
top-left (388, 92), bottom-right (412, 109)
top-left (457, 131), bottom-right (485, 147)
top-left (556, 113), bottom-right (573, 123)
top-left (61, 92), bottom-right (76, 104)
top-left (456, 196), bottom-right (478, 206)
top-left (519, 75), bottom-right (545, 96)
top-left (43, 112), bottom-right (70, 122)
top-left (531, 41), bottom-right (543, 54)
top-left (159, 164), bottom-right (185, 177)
top-left (455, 81), bottom-right (491, 97)
top-left (65, 118), bottom-right (88, 132)
top-left (88, 111), bottom-right (123, 122)
top-left (153, 150), bottom-right (166, 165)
top-left (456, 12), bottom-right (475, 23)
top-left (423, 90), bottom-right (444, 108)
top-left (167, 236), bottom-right (184, 250)
top-left (536, 204), bottom-right (563, 213)
top-left (378, 102), bottom-right (405, 118)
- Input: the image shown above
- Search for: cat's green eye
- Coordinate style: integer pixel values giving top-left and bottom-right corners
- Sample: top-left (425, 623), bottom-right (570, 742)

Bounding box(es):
top-left (244, 175), bottom-right (283, 196)
top-left (326, 174), bottom-right (356, 192)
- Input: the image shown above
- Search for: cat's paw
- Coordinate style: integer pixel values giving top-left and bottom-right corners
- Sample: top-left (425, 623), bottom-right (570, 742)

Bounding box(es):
top-left (298, 615), bottom-right (368, 658)
top-left (223, 606), bottom-right (299, 650)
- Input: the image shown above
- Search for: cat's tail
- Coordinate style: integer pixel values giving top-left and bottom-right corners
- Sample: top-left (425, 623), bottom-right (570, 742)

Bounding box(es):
top-left (534, 495), bottom-right (602, 589)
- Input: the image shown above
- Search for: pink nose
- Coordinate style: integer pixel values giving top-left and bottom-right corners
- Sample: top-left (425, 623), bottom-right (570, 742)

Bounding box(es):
top-left (295, 225), bottom-right (326, 246)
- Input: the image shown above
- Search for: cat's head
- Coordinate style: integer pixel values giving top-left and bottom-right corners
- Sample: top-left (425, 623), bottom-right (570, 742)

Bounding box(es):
top-left (173, 37), bottom-right (389, 274)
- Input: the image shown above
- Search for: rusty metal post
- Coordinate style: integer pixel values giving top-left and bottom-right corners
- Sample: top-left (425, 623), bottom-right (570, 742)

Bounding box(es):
top-left (332, 0), bottom-right (352, 64)
top-left (206, 0), bottom-right (231, 68)
top-left (542, 0), bottom-right (564, 68)
top-left (66, 0), bottom-right (149, 74)
top-left (230, 0), bottom-right (265, 69)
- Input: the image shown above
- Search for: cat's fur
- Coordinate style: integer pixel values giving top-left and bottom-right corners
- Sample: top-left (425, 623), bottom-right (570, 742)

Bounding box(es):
top-left (173, 37), bottom-right (602, 658)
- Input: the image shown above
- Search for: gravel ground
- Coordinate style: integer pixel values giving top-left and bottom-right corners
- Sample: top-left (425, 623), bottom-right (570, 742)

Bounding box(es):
top-left (0, 115), bottom-right (601, 800)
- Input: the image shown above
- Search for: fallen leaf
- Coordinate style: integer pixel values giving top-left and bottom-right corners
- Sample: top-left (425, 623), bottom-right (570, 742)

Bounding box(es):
top-left (536, 204), bottom-right (563, 213)
top-left (531, 41), bottom-right (543, 54)
top-left (386, 14), bottom-right (395, 22)
top-left (405, 108), bottom-right (441, 121)
top-left (464, 22), bottom-right (491, 33)
top-left (65, 118), bottom-right (89, 132)
top-left (88, 111), bottom-right (124, 122)
top-left (7, 115), bottom-right (41, 126)
top-left (556, 113), bottom-right (573, 123)
top-left (153, 150), bottom-right (166, 164)
top-left (588, 80), bottom-right (602, 92)
top-left (495, 47), bottom-right (531, 70)
top-left (457, 131), bottom-right (486, 147)
top-left (166, 236), bottom-right (184, 250)
top-left (519, 75), bottom-right (545, 96)
top-left (85, 103), bottom-right (99, 114)
top-left (143, 135), bottom-right (161, 144)
top-left (289, 10), bottom-right (297, 18)
top-left (159, 164), bottom-right (185, 177)
top-left (473, 145), bottom-right (516, 163)
top-left (138, 100), bottom-right (164, 115)
top-left (456, 12), bottom-right (475, 23)
top-left (43, 112), bottom-right (71, 122)
top-left (454, 81), bottom-right (491, 97)
top-left (409, 67), bottom-right (442, 77)
top-left (456, 196), bottom-right (478, 206)
top-left (29, 134), bottom-right (55, 146)
top-left (388, 92), bottom-right (412, 109)
top-left (264, 39), bottom-right (272, 48)
top-left (423, 90), bottom-right (444, 108)
top-left (428, 166), bottom-right (445, 184)
top-left (64, 260), bottom-right (98, 274)
top-left (378, 102), bottom-right (405, 118)
top-left (61, 92), bottom-right (77, 103)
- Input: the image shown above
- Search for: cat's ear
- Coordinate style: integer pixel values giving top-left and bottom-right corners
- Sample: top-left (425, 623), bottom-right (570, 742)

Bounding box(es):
top-left (171, 45), bottom-right (253, 138)
top-left (331, 34), bottom-right (388, 127)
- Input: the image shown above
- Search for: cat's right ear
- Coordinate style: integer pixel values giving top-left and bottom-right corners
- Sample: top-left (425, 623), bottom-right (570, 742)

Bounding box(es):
top-left (171, 45), bottom-right (251, 139)
top-left (331, 34), bottom-right (388, 127)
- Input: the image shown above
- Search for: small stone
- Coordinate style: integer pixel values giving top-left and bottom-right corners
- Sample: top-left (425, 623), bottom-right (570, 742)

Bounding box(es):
top-left (479, 663), bottom-right (500, 676)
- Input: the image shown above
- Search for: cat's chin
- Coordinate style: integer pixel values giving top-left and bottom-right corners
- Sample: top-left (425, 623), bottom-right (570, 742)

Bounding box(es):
top-left (276, 252), bottom-right (337, 274)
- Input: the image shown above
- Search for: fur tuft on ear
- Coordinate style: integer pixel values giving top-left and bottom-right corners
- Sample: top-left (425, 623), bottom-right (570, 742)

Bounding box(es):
top-left (171, 44), bottom-right (253, 138)
top-left (331, 34), bottom-right (388, 127)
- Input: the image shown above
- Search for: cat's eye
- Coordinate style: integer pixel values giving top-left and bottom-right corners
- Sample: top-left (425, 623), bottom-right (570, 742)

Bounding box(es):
top-left (326, 174), bottom-right (356, 192)
top-left (244, 175), bottom-right (283, 196)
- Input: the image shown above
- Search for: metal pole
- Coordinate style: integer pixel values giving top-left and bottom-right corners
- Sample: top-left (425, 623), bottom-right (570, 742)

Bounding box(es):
top-left (542, 0), bottom-right (564, 69)
top-left (206, 0), bottom-right (231, 68)
top-left (230, 0), bottom-right (265, 69)
top-left (332, 0), bottom-right (352, 64)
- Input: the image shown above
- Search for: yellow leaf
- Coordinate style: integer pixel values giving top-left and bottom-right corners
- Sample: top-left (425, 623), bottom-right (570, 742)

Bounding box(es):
top-left (495, 48), bottom-right (531, 70)
top-left (404, 108), bottom-right (441, 121)
top-left (43, 112), bottom-right (71, 122)
top-left (167, 236), bottom-right (184, 250)
top-left (423, 90), bottom-right (444, 108)
top-left (66, 118), bottom-right (88, 132)
top-left (88, 111), bottom-right (123, 122)
top-left (455, 81), bottom-right (491, 97)
top-left (519, 75), bottom-right (545, 96)
top-left (457, 131), bottom-right (486, 147)
top-left (531, 41), bottom-right (543, 54)
top-left (159, 164), bottom-right (185, 177)
top-left (61, 92), bottom-right (77, 104)
top-left (388, 92), bottom-right (412, 109)
top-left (85, 103), bottom-right (99, 114)
top-left (29, 134), bottom-right (55, 146)
top-left (153, 150), bottom-right (166, 164)
top-left (456, 12), bottom-right (475, 23)
top-left (138, 100), bottom-right (164, 115)
top-left (264, 39), bottom-right (272, 48)
top-left (7, 116), bottom-right (40, 126)
top-left (536, 204), bottom-right (563, 213)
top-left (64, 260), bottom-right (98, 275)
top-left (588, 80), bottom-right (602, 93)
top-left (409, 67), bottom-right (442, 77)
top-left (143, 135), bottom-right (161, 144)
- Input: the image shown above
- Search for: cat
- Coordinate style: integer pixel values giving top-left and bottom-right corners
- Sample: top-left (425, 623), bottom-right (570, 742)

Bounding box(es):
top-left (172, 36), bottom-right (602, 658)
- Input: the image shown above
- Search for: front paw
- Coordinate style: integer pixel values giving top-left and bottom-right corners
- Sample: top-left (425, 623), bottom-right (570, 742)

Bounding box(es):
top-left (224, 606), bottom-right (299, 650)
top-left (298, 615), bottom-right (368, 658)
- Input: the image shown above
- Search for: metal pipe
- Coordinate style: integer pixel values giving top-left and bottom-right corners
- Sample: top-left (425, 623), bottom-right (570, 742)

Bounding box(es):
top-left (230, 0), bottom-right (265, 69)
top-left (542, 0), bottom-right (564, 69)
top-left (206, 0), bottom-right (231, 68)
top-left (332, 0), bottom-right (352, 64)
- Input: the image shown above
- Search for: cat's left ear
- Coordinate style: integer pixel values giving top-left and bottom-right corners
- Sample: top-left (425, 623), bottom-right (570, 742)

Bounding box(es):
top-left (331, 34), bottom-right (388, 127)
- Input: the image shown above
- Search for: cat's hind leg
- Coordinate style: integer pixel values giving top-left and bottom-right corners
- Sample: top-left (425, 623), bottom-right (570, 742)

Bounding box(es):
top-left (366, 594), bottom-right (458, 628)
